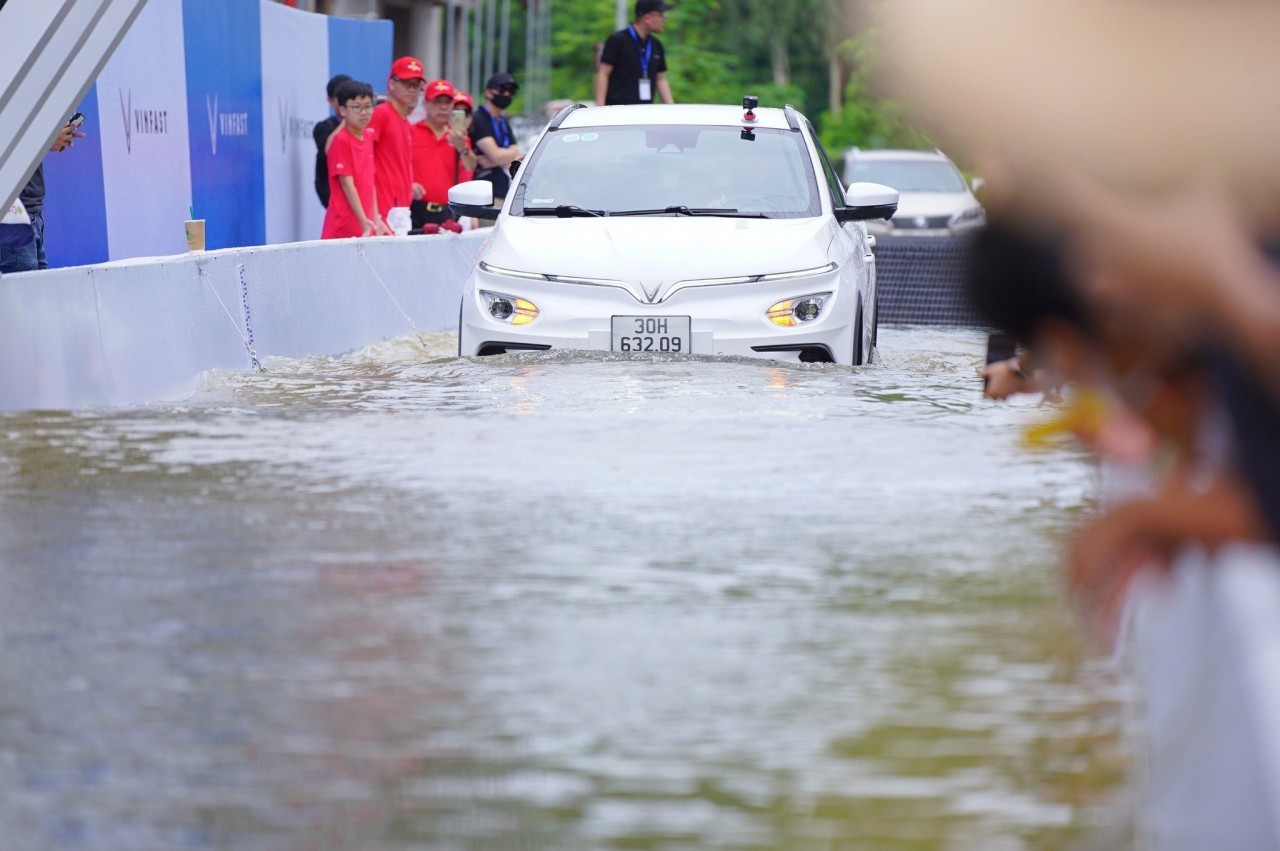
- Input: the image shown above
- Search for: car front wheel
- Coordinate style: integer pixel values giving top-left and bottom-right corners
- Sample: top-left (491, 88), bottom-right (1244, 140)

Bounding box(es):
top-left (457, 298), bottom-right (464, 357)
top-left (852, 300), bottom-right (864, 366)
top-left (870, 297), bottom-right (879, 359)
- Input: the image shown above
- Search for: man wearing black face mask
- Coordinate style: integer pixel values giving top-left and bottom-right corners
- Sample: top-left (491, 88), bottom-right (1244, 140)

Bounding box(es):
top-left (469, 72), bottom-right (524, 221)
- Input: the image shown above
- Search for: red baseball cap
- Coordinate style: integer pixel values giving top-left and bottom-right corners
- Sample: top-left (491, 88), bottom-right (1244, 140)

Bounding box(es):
top-left (453, 91), bottom-right (474, 110)
top-left (424, 79), bottom-right (456, 101)
top-left (390, 56), bottom-right (425, 82)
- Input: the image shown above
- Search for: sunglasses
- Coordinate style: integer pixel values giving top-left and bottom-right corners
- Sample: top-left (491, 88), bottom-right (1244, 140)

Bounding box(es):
top-left (392, 77), bottom-right (426, 90)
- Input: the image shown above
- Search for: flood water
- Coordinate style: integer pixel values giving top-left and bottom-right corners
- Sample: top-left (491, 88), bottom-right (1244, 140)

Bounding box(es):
top-left (0, 327), bottom-right (1131, 850)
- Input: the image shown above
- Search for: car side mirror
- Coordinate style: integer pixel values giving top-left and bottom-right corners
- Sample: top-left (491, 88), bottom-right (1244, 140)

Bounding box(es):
top-left (835, 181), bottom-right (898, 223)
top-left (970, 176), bottom-right (985, 194)
top-left (448, 179), bottom-right (500, 220)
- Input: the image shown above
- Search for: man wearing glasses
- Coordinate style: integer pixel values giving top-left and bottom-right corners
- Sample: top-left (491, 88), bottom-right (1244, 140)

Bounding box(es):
top-left (469, 72), bottom-right (525, 222)
top-left (370, 56), bottom-right (427, 230)
top-left (595, 0), bottom-right (676, 106)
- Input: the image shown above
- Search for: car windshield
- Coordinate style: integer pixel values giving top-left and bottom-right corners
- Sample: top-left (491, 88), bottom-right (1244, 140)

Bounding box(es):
top-left (512, 125), bottom-right (821, 218)
top-left (847, 160), bottom-right (967, 193)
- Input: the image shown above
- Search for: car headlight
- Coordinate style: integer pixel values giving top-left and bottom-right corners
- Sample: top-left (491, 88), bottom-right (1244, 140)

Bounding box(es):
top-left (480, 290), bottom-right (539, 325)
top-left (766, 292), bottom-right (832, 327)
top-left (478, 261), bottom-right (546, 281)
top-left (949, 206), bottom-right (986, 228)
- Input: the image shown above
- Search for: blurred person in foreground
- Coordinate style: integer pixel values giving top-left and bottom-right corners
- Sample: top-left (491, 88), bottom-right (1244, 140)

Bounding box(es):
top-left (966, 194), bottom-right (1277, 633)
top-left (410, 79), bottom-right (477, 234)
top-left (868, 0), bottom-right (1280, 632)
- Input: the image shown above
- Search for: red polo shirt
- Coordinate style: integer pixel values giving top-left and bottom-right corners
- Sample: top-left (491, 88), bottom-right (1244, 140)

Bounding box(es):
top-left (369, 101), bottom-right (415, 215)
top-left (321, 126), bottom-right (376, 239)
top-left (411, 122), bottom-right (472, 205)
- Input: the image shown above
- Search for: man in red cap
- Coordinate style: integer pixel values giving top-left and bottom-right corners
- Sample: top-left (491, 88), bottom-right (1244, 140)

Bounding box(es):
top-left (369, 56), bottom-right (426, 230)
top-left (410, 78), bottom-right (478, 232)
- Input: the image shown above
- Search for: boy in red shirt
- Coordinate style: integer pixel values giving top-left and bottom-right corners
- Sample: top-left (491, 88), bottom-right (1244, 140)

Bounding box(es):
top-left (322, 81), bottom-right (389, 239)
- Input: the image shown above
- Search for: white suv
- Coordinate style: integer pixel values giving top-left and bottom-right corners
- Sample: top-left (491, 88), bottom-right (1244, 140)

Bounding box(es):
top-left (449, 101), bottom-right (899, 366)
top-left (843, 149), bottom-right (984, 236)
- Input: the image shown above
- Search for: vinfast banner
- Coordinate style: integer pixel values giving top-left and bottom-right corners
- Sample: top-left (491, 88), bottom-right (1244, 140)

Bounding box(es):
top-left (91, 0), bottom-right (194, 262)
top-left (261, 0), bottom-right (329, 247)
top-left (41, 0), bottom-right (391, 268)
top-left (184, 0), bottom-right (266, 252)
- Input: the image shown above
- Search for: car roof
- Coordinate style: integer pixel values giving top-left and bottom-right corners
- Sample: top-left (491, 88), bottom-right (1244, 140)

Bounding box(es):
top-left (847, 149), bottom-right (952, 163)
top-left (557, 103), bottom-right (798, 132)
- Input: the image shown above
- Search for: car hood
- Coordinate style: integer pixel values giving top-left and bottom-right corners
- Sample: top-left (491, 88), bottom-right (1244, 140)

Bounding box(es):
top-left (486, 215), bottom-right (836, 283)
top-left (890, 191), bottom-right (978, 217)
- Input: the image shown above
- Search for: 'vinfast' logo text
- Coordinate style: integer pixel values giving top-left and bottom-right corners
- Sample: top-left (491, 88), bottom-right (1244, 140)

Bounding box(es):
top-left (119, 89), bottom-right (170, 154)
top-left (277, 98), bottom-right (315, 154)
top-left (206, 94), bottom-right (250, 155)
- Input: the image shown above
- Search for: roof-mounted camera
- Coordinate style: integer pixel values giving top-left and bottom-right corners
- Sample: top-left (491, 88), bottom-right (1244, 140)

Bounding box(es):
top-left (742, 95), bottom-right (758, 122)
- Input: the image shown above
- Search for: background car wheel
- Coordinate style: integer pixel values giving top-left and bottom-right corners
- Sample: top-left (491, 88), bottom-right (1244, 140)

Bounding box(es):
top-left (852, 300), bottom-right (864, 366)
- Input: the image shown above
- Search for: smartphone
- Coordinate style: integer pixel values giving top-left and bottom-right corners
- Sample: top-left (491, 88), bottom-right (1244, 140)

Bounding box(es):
top-left (68, 112), bottom-right (85, 129)
top-left (983, 331), bottom-right (1017, 390)
top-left (985, 331), bottom-right (1017, 365)
top-left (449, 108), bottom-right (466, 134)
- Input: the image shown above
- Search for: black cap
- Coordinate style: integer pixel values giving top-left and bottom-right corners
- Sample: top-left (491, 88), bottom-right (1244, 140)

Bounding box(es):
top-left (484, 72), bottom-right (519, 91)
top-left (635, 0), bottom-right (674, 17)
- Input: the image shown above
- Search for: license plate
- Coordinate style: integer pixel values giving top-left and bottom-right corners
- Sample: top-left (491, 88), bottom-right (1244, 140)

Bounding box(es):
top-left (611, 315), bottom-right (691, 354)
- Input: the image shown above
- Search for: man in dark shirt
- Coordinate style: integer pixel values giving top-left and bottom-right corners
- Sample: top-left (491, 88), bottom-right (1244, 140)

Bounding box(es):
top-left (595, 0), bottom-right (675, 106)
top-left (313, 74), bottom-right (352, 208)
top-left (468, 72), bottom-right (524, 217)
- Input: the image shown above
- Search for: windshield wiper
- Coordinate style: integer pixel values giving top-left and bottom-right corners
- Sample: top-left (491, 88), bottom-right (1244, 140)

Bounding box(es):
top-left (523, 205), bottom-right (606, 218)
top-left (610, 206), bottom-right (770, 218)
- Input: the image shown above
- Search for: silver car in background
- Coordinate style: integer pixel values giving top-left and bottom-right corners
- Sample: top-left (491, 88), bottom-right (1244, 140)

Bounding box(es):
top-left (843, 149), bottom-right (984, 236)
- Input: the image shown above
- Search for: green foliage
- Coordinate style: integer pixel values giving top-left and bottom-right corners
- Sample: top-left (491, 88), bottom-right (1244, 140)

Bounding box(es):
top-left (516, 0), bottom-right (925, 144)
top-left (818, 31), bottom-right (932, 153)
top-left (548, 1), bottom-right (616, 102)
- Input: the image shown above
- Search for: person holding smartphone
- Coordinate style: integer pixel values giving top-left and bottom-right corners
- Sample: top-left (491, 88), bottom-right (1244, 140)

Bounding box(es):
top-left (452, 91), bottom-right (476, 183)
top-left (410, 78), bottom-right (477, 233)
top-left (0, 115), bottom-right (84, 274)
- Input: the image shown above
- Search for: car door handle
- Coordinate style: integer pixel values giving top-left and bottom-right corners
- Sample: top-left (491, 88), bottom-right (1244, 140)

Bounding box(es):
top-left (867, 235), bottom-right (876, 249)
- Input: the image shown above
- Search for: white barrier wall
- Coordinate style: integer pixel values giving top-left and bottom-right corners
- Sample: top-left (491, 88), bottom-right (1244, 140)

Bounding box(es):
top-left (0, 232), bottom-right (485, 410)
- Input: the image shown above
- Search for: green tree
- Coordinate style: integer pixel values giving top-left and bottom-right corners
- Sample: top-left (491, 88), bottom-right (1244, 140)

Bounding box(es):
top-left (532, 0), bottom-right (922, 150)
top-left (818, 29), bottom-right (931, 154)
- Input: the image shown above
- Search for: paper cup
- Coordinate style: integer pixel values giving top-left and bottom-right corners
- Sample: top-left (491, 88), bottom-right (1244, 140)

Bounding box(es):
top-left (184, 219), bottom-right (205, 251)
top-left (387, 206), bottom-right (411, 236)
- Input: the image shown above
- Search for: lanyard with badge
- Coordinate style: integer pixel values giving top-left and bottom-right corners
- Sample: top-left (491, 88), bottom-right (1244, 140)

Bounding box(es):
top-left (628, 26), bottom-right (654, 102)
top-left (482, 105), bottom-right (510, 148)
